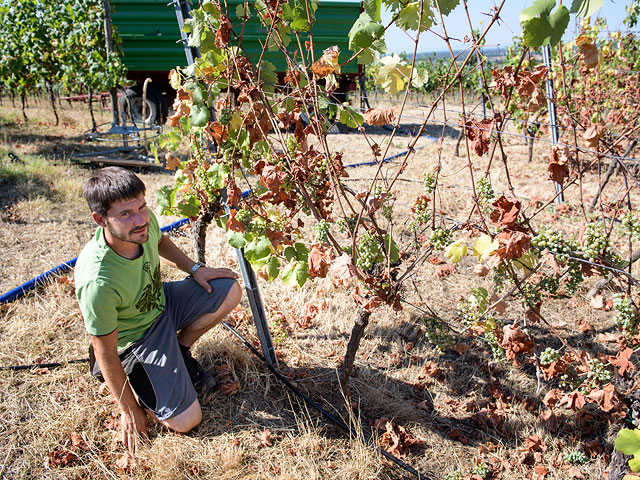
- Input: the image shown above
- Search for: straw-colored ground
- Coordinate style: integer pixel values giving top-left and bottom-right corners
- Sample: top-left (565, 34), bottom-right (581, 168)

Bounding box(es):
top-left (0, 94), bottom-right (635, 479)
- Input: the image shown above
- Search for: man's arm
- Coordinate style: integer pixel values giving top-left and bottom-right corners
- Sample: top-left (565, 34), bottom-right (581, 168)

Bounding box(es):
top-left (157, 234), bottom-right (238, 293)
top-left (91, 331), bottom-right (148, 453)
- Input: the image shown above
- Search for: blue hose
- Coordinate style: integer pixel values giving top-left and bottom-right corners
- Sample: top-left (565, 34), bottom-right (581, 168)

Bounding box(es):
top-left (0, 218), bottom-right (190, 305)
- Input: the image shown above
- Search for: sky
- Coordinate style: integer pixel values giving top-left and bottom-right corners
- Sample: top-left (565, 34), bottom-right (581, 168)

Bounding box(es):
top-left (380, 0), bottom-right (632, 54)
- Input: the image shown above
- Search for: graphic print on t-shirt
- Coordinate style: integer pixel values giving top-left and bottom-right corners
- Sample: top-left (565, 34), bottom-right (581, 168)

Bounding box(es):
top-left (135, 262), bottom-right (162, 312)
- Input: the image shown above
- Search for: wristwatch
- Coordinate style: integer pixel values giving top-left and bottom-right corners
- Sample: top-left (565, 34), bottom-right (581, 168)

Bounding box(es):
top-left (190, 261), bottom-right (206, 275)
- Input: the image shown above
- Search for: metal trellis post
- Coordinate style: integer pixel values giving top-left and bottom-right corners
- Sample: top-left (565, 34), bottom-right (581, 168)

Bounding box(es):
top-left (170, 0), bottom-right (277, 367)
top-left (543, 45), bottom-right (565, 204)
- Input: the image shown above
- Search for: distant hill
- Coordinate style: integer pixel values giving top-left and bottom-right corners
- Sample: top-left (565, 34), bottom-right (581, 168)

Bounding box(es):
top-left (412, 46), bottom-right (508, 61)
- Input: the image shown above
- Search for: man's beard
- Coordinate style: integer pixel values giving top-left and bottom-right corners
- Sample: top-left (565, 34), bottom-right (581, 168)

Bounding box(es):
top-left (106, 222), bottom-right (149, 245)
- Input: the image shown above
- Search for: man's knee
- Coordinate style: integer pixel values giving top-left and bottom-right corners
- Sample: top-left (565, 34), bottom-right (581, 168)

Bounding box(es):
top-left (164, 400), bottom-right (202, 433)
top-left (226, 281), bottom-right (242, 308)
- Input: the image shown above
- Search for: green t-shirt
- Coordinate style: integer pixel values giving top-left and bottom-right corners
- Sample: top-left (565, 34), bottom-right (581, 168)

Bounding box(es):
top-left (75, 209), bottom-right (165, 350)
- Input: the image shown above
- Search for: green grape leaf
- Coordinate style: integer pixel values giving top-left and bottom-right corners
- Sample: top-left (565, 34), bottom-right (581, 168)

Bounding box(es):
top-left (570, 0), bottom-right (603, 18)
top-left (434, 0), bottom-right (460, 16)
top-left (236, 1), bottom-right (250, 18)
top-left (469, 287), bottom-right (489, 311)
top-left (473, 234), bottom-right (499, 262)
top-left (281, 260), bottom-right (310, 287)
top-left (267, 24), bottom-right (291, 50)
top-left (294, 242), bottom-right (309, 262)
top-left (616, 428), bottom-right (640, 472)
top-left (339, 106), bottom-right (364, 128)
top-left (226, 230), bottom-right (247, 249)
top-left (385, 235), bottom-right (400, 263)
top-left (189, 103), bottom-right (210, 127)
top-left (445, 239), bottom-right (468, 263)
top-left (283, 0), bottom-right (317, 31)
top-left (244, 236), bottom-right (272, 265)
top-left (206, 162), bottom-right (231, 189)
top-left (184, 9), bottom-right (206, 47)
top-left (155, 185), bottom-right (175, 216)
top-left (395, 1), bottom-right (434, 31)
top-left (520, 0), bottom-right (570, 47)
top-left (348, 12), bottom-right (385, 51)
top-left (266, 255), bottom-right (281, 281)
top-left (363, 0), bottom-right (382, 22)
top-left (201, 0), bottom-right (220, 17)
top-left (192, 83), bottom-right (209, 105)
top-left (284, 245), bottom-right (297, 262)
top-left (175, 196), bottom-right (201, 218)
top-left (260, 60), bottom-right (277, 93)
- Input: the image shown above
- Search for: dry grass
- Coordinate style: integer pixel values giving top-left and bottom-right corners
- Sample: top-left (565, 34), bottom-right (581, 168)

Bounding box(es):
top-left (0, 95), bottom-right (636, 479)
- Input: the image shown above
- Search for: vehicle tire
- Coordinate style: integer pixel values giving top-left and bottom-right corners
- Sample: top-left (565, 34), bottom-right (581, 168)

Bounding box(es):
top-left (118, 85), bottom-right (167, 125)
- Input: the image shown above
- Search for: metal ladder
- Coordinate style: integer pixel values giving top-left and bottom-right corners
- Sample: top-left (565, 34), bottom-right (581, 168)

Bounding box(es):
top-left (169, 0), bottom-right (278, 367)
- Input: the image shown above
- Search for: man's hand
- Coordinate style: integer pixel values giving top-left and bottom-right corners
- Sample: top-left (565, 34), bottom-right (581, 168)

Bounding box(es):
top-left (121, 403), bottom-right (149, 454)
top-left (193, 267), bottom-right (239, 293)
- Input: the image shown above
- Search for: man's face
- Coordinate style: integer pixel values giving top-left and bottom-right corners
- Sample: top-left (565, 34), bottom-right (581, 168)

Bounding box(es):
top-left (99, 194), bottom-right (150, 245)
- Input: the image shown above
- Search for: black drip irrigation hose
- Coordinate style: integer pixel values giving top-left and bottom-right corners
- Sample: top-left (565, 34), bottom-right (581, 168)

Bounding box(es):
top-left (0, 358), bottom-right (89, 371)
top-left (220, 321), bottom-right (431, 480)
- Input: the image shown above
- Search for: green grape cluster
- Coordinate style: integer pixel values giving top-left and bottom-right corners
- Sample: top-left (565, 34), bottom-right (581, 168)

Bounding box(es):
top-left (539, 275), bottom-right (560, 295)
top-left (470, 463), bottom-right (492, 479)
top-left (443, 470), bottom-right (463, 480)
top-left (249, 217), bottom-right (267, 236)
top-left (563, 450), bottom-right (589, 466)
top-left (336, 214), bottom-right (358, 235)
top-left (540, 347), bottom-right (560, 366)
top-left (564, 261), bottom-right (584, 296)
top-left (560, 365), bottom-right (581, 391)
top-left (423, 172), bottom-right (436, 194)
top-left (409, 195), bottom-right (430, 231)
top-left (217, 108), bottom-right (233, 125)
top-left (582, 222), bottom-right (610, 262)
top-left (531, 227), bottom-right (577, 259)
top-left (235, 207), bottom-right (253, 227)
top-left (194, 164), bottom-right (218, 202)
top-left (429, 227), bottom-right (453, 250)
top-left (382, 203), bottom-right (393, 222)
top-left (313, 219), bottom-right (330, 244)
top-left (621, 212), bottom-right (640, 240)
top-left (587, 358), bottom-right (612, 383)
top-left (476, 177), bottom-right (495, 204)
top-left (520, 283), bottom-right (542, 307)
top-left (356, 230), bottom-right (381, 271)
top-left (614, 294), bottom-right (640, 337)
top-left (423, 316), bottom-right (454, 355)
top-left (485, 331), bottom-right (505, 362)
top-left (285, 135), bottom-right (298, 155)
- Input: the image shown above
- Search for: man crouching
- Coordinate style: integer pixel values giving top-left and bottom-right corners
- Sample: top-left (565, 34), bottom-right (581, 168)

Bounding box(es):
top-left (75, 166), bottom-right (241, 453)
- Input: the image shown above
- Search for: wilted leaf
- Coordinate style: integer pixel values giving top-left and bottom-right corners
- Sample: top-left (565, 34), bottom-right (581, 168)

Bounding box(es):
top-left (490, 195), bottom-right (521, 228)
top-left (576, 35), bottom-right (598, 70)
top-left (436, 264), bottom-right (456, 277)
top-left (374, 417), bottom-right (424, 458)
top-left (583, 123), bottom-right (604, 148)
top-left (364, 107), bottom-right (399, 126)
top-left (473, 234), bottom-right (499, 262)
top-left (329, 254), bottom-right (357, 281)
top-left (460, 115), bottom-right (496, 156)
top-left (311, 46), bottom-right (341, 78)
top-left (558, 391), bottom-right (586, 411)
top-left (308, 244), bottom-right (333, 278)
top-left (165, 152), bottom-right (181, 171)
top-left (610, 348), bottom-right (635, 376)
top-left (261, 165), bottom-right (286, 192)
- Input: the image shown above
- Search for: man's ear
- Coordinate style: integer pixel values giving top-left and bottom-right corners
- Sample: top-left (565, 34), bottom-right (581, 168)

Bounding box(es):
top-left (91, 212), bottom-right (107, 227)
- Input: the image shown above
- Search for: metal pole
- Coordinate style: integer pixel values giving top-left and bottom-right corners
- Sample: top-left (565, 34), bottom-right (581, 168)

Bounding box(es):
top-left (543, 45), bottom-right (564, 204)
top-left (102, 0), bottom-right (119, 126)
top-left (171, 0), bottom-right (277, 367)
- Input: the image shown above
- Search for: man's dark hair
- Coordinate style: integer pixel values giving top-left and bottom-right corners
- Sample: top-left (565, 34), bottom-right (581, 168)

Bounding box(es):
top-left (83, 167), bottom-right (146, 216)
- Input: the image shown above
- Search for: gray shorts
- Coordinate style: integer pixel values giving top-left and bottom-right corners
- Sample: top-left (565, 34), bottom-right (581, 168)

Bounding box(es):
top-left (92, 277), bottom-right (236, 420)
